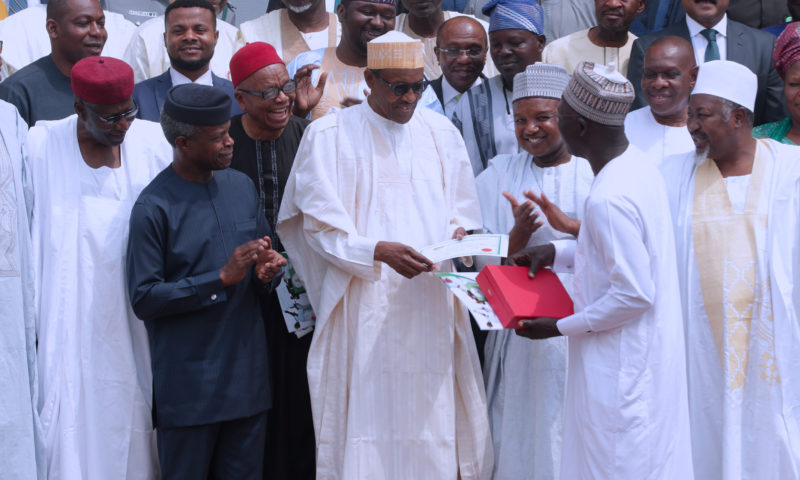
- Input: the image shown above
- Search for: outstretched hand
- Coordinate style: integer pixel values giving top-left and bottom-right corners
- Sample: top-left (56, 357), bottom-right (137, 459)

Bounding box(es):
top-left (523, 190), bottom-right (581, 237)
top-left (293, 65), bottom-right (328, 118)
top-left (374, 241), bottom-right (434, 279)
top-left (502, 191), bottom-right (543, 255)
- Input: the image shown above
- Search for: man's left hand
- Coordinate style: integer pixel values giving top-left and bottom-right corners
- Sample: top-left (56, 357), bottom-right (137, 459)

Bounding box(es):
top-left (515, 317), bottom-right (562, 340)
top-left (452, 227), bottom-right (467, 240)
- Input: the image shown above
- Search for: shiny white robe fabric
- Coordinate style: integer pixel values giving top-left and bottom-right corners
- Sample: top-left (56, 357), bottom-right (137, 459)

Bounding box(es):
top-left (552, 146), bottom-right (694, 480)
top-left (475, 153), bottom-right (593, 480)
top-left (0, 101), bottom-right (45, 480)
top-left (541, 28), bottom-right (637, 77)
top-left (0, 5), bottom-right (135, 77)
top-left (624, 106), bottom-right (695, 164)
top-left (237, 10), bottom-right (341, 64)
top-left (24, 116), bottom-right (172, 480)
top-left (659, 141), bottom-right (800, 479)
top-left (277, 102), bottom-right (493, 480)
top-left (123, 15), bottom-right (241, 82)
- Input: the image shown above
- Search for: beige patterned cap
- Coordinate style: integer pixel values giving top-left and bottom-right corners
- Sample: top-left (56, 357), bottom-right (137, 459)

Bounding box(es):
top-left (563, 61), bottom-right (634, 126)
top-left (512, 63), bottom-right (570, 102)
top-left (367, 31), bottom-right (424, 69)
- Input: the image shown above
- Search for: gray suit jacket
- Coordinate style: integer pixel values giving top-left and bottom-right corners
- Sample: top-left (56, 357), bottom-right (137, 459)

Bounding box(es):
top-left (627, 16), bottom-right (786, 126)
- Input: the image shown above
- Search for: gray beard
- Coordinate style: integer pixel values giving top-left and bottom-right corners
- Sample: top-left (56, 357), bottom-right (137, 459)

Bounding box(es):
top-left (694, 145), bottom-right (710, 164)
top-left (287, 2), bottom-right (314, 13)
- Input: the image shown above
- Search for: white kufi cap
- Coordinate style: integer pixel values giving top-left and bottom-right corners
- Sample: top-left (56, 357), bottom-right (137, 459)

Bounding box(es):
top-left (692, 60), bottom-right (757, 111)
top-left (367, 31), bottom-right (424, 69)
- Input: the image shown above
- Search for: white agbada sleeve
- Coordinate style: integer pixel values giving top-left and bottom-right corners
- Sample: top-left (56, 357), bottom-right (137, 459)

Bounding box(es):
top-left (557, 195), bottom-right (656, 336)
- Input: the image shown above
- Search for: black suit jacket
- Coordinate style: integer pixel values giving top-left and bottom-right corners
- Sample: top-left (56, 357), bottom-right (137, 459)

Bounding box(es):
top-left (627, 17), bottom-right (786, 125)
top-left (133, 70), bottom-right (243, 122)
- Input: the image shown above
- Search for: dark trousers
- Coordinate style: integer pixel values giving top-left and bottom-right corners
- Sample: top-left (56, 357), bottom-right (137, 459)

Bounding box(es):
top-left (157, 410), bottom-right (268, 480)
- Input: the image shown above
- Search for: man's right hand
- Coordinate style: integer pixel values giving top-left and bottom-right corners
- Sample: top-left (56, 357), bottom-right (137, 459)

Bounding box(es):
top-left (374, 241), bottom-right (434, 279)
top-left (220, 238), bottom-right (269, 286)
top-left (508, 244), bottom-right (556, 279)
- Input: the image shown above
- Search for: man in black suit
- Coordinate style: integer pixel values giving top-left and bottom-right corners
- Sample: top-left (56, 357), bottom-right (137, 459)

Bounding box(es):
top-left (133, 0), bottom-right (242, 121)
top-left (627, 0), bottom-right (786, 125)
top-left (431, 16), bottom-right (488, 119)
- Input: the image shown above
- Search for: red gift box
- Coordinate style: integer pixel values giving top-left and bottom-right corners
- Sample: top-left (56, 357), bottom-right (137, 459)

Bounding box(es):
top-left (476, 265), bottom-right (574, 329)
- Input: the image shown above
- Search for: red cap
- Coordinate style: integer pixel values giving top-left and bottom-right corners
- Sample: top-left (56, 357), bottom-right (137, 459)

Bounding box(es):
top-left (230, 42), bottom-right (284, 88)
top-left (70, 56), bottom-right (134, 104)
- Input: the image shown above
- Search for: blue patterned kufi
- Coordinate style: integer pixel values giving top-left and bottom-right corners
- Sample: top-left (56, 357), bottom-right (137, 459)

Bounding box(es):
top-left (482, 0), bottom-right (544, 34)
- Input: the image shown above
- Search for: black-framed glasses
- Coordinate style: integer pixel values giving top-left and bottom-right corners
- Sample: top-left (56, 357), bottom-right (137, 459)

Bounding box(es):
top-left (238, 80), bottom-right (297, 101)
top-left (438, 47), bottom-right (485, 60)
top-left (86, 101), bottom-right (138, 126)
top-left (370, 70), bottom-right (428, 97)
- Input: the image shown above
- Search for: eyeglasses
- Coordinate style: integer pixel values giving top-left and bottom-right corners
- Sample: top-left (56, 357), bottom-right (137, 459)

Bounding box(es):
top-left (238, 80), bottom-right (298, 101)
top-left (86, 102), bottom-right (138, 126)
top-left (438, 47), bottom-right (485, 60)
top-left (370, 70), bottom-right (428, 97)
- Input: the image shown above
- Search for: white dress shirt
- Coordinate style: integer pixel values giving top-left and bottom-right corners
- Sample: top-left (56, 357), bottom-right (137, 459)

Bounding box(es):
top-left (686, 13), bottom-right (728, 63)
top-left (441, 75), bottom-right (482, 120)
top-left (169, 67), bottom-right (214, 87)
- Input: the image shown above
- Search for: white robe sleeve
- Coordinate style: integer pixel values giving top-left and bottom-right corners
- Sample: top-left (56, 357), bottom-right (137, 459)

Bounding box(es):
top-left (557, 196), bottom-right (656, 336)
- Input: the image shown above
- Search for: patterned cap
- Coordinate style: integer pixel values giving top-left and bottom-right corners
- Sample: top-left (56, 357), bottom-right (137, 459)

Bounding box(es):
top-left (773, 22), bottom-right (800, 79)
top-left (482, 0), bottom-right (544, 34)
top-left (563, 62), bottom-right (634, 126)
top-left (367, 31), bottom-right (424, 69)
top-left (512, 63), bottom-right (570, 102)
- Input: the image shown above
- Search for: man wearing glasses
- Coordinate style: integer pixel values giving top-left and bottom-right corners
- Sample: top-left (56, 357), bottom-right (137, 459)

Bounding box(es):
top-left (277, 31), bottom-right (492, 479)
top-left (23, 56), bottom-right (172, 480)
top-left (227, 41), bottom-right (317, 480)
top-left (431, 16), bottom-right (488, 119)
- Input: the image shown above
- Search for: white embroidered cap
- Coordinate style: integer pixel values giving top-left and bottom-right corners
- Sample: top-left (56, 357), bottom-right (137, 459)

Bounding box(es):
top-left (692, 60), bottom-right (757, 111)
top-left (367, 31), bottom-right (424, 69)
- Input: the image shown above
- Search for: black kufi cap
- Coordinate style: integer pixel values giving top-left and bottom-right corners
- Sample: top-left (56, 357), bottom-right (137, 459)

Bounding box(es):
top-left (163, 84), bottom-right (231, 126)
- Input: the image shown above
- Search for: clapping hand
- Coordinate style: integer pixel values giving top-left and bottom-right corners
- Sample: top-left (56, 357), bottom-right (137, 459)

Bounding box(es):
top-left (502, 191), bottom-right (543, 256)
top-left (255, 236), bottom-right (287, 283)
top-left (524, 190), bottom-right (581, 237)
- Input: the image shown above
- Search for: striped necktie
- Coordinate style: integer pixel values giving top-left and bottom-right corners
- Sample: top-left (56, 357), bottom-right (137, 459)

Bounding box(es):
top-left (700, 28), bottom-right (720, 62)
top-left (7, 0), bottom-right (26, 14)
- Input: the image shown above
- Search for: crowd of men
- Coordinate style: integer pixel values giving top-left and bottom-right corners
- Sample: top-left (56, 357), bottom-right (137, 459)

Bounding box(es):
top-left (1, 0), bottom-right (799, 478)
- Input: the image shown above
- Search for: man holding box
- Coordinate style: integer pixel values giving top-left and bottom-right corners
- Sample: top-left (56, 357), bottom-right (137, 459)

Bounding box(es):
top-left (510, 61), bottom-right (694, 479)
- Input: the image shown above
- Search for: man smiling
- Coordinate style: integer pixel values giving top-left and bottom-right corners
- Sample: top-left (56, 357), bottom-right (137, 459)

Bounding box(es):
top-left (627, 0), bottom-right (786, 125)
top-left (624, 35), bottom-right (696, 162)
top-left (278, 31), bottom-right (492, 479)
top-left (133, 0), bottom-right (242, 121)
top-left (0, 0), bottom-right (108, 126)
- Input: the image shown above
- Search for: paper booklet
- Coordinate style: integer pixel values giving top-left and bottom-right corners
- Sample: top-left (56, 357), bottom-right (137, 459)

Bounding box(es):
top-left (276, 253), bottom-right (316, 338)
top-left (436, 272), bottom-right (503, 330)
top-left (419, 234), bottom-right (508, 264)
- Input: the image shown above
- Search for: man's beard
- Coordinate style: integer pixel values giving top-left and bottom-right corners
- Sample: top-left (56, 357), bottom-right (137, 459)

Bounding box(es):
top-left (169, 52), bottom-right (213, 72)
top-left (694, 145), bottom-right (710, 164)
top-left (287, 1), bottom-right (314, 13)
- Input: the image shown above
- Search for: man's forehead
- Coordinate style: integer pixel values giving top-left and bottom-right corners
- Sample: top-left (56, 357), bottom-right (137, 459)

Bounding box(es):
top-left (242, 64), bottom-right (290, 88)
top-left (377, 67), bottom-right (424, 81)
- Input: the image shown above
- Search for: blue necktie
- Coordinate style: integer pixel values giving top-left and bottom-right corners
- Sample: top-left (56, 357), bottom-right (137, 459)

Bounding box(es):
top-left (700, 28), bottom-right (720, 62)
top-left (7, 0), bottom-right (27, 14)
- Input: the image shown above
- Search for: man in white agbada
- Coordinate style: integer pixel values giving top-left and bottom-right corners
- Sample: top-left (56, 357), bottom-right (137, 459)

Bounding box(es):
top-left (23, 56), bottom-right (172, 480)
top-left (476, 63), bottom-right (593, 480)
top-left (0, 99), bottom-right (45, 480)
top-left (510, 61), bottom-right (694, 480)
top-left (123, 0), bottom-right (241, 82)
top-left (659, 60), bottom-right (800, 479)
top-left (277, 32), bottom-right (493, 479)
top-left (624, 35), bottom-right (696, 163)
top-left (238, 0), bottom-right (341, 64)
